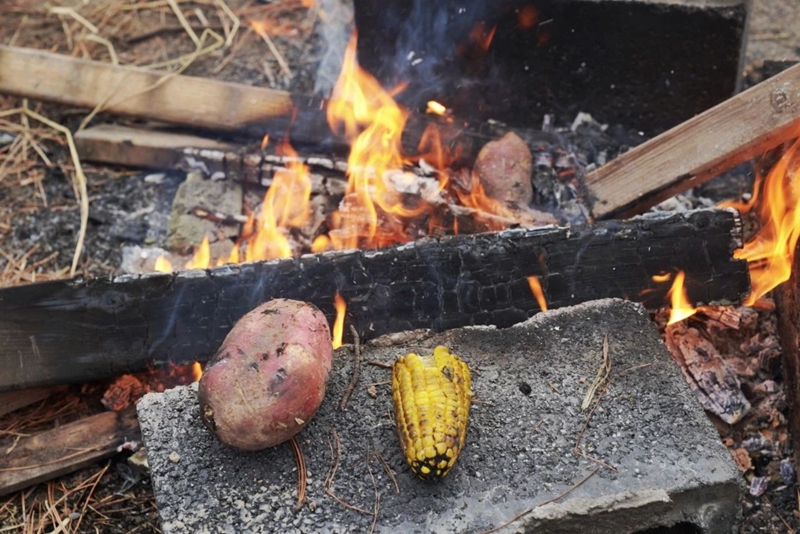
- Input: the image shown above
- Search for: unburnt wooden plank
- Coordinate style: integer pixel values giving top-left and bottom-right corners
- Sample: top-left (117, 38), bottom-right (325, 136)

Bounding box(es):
top-left (0, 209), bottom-right (749, 391)
top-left (0, 45), bottom-right (294, 133)
top-left (586, 60), bottom-right (800, 219)
top-left (74, 124), bottom-right (235, 169)
top-left (0, 410), bottom-right (140, 496)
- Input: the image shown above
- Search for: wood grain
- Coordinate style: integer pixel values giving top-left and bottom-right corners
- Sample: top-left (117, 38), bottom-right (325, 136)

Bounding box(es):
top-left (0, 45), bottom-right (294, 132)
top-left (0, 410), bottom-right (140, 496)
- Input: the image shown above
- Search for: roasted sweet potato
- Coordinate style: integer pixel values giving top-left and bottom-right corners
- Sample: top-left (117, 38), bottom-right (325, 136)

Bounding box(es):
top-left (473, 131), bottom-right (534, 207)
top-left (198, 299), bottom-right (333, 451)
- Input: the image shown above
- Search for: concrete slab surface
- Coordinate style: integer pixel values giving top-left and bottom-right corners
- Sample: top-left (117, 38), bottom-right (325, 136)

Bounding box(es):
top-left (137, 299), bottom-right (742, 533)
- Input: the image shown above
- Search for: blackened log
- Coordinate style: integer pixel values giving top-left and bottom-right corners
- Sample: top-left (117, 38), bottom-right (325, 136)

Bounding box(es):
top-left (775, 247), bottom-right (800, 480)
top-left (0, 209), bottom-right (749, 391)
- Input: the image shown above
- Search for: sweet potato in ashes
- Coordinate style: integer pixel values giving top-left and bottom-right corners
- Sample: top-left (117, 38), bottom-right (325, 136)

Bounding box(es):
top-left (198, 299), bottom-right (333, 451)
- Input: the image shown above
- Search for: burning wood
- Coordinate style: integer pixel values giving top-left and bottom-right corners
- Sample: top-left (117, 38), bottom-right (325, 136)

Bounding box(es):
top-left (0, 209), bottom-right (748, 392)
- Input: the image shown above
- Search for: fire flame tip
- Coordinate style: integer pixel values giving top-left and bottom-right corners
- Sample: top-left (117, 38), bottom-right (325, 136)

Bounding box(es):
top-left (527, 276), bottom-right (548, 312)
top-left (332, 292), bottom-right (346, 349)
top-left (666, 270), bottom-right (697, 325)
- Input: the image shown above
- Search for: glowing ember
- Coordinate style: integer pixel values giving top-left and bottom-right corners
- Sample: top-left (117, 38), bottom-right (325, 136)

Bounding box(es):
top-left (518, 6), bottom-right (539, 29)
top-left (185, 236), bottom-right (211, 270)
top-left (651, 272), bottom-right (671, 283)
top-left (426, 101), bottom-right (447, 116)
top-left (154, 256), bottom-right (173, 273)
top-left (332, 292), bottom-right (346, 349)
top-left (666, 270), bottom-right (697, 325)
top-left (728, 139), bottom-right (800, 305)
top-left (527, 275), bottom-right (548, 311)
top-left (470, 22), bottom-right (497, 52)
top-left (261, 134), bottom-right (270, 151)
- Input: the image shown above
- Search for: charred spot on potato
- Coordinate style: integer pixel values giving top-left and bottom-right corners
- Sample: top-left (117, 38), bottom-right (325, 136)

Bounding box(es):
top-left (269, 368), bottom-right (287, 391)
top-left (260, 353), bottom-right (269, 361)
top-left (249, 362), bottom-right (259, 371)
top-left (261, 308), bottom-right (279, 315)
top-left (236, 347), bottom-right (246, 357)
top-left (276, 343), bottom-right (287, 357)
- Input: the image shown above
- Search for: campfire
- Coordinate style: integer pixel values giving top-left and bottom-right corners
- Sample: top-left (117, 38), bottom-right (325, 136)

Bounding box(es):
top-left (2, 0), bottom-right (800, 531)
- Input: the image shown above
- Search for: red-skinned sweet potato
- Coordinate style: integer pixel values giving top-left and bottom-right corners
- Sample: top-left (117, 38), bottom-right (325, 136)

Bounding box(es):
top-left (198, 299), bottom-right (333, 451)
top-left (474, 131), bottom-right (534, 207)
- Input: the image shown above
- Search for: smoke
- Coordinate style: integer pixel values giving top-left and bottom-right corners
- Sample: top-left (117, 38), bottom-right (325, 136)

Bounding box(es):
top-left (313, 0), bottom-right (354, 95)
top-left (313, 0), bottom-right (519, 107)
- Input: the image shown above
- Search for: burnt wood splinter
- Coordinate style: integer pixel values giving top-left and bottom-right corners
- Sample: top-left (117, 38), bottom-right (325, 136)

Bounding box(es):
top-left (0, 209), bottom-right (749, 392)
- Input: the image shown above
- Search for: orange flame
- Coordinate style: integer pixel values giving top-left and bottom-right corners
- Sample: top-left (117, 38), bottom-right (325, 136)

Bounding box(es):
top-left (323, 35), bottom-right (444, 250)
top-left (731, 139), bottom-right (800, 305)
top-left (245, 140), bottom-right (311, 262)
top-left (154, 256), bottom-right (173, 273)
top-left (332, 292), bottom-right (346, 349)
top-left (527, 276), bottom-right (548, 311)
top-left (666, 271), bottom-right (697, 325)
top-left (261, 134), bottom-right (270, 151)
top-left (190, 362), bottom-right (203, 382)
top-left (186, 236), bottom-right (211, 270)
top-left (455, 170), bottom-right (521, 230)
top-left (426, 101), bottom-right (447, 116)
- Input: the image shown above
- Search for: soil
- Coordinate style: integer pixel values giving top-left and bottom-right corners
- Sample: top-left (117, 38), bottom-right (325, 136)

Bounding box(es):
top-left (2, 0), bottom-right (800, 532)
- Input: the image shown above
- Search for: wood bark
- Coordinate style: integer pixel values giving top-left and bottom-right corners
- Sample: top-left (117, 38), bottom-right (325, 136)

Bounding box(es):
top-left (775, 246), bottom-right (800, 480)
top-left (0, 209), bottom-right (748, 391)
top-left (0, 410), bottom-right (139, 497)
top-left (0, 45), bottom-right (294, 133)
top-left (586, 60), bottom-right (800, 219)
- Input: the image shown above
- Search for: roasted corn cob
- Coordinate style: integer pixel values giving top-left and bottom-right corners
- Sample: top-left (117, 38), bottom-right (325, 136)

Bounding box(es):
top-left (391, 346), bottom-right (472, 481)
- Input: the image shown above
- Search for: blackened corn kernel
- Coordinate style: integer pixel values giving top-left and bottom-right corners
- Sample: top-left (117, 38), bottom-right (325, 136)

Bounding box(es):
top-left (392, 346), bottom-right (472, 481)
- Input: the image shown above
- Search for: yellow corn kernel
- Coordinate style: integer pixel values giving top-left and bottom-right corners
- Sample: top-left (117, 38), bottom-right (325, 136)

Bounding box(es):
top-left (392, 346), bottom-right (472, 481)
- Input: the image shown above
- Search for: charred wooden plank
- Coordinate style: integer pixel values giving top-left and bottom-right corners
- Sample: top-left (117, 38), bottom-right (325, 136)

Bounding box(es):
top-left (0, 410), bottom-right (140, 497)
top-left (0, 209), bottom-right (749, 391)
top-left (586, 60), bottom-right (800, 219)
top-left (775, 248), bottom-right (800, 481)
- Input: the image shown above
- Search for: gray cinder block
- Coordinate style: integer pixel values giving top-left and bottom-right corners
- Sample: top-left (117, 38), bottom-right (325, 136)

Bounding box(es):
top-left (138, 299), bottom-right (742, 533)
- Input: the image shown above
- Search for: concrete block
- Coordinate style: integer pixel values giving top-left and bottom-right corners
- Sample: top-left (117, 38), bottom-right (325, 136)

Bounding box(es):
top-left (166, 171), bottom-right (242, 253)
top-left (137, 299), bottom-right (742, 533)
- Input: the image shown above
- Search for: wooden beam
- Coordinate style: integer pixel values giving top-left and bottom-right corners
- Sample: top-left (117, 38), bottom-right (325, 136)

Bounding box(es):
top-left (0, 209), bottom-right (749, 391)
top-left (0, 46), bottom-right (294, 133)
top-left (0, 410), bottom-right (140, 497)
top-left (586, 61), bottom-right (800, 219)
top-left (775, 244), bottom-right (800, 481)
top-left (74, 124), bottom-right (235, 169)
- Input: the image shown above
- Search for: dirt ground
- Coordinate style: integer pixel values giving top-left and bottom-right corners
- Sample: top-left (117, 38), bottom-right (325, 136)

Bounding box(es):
top-left (2, 0), bottom-right (800, 533)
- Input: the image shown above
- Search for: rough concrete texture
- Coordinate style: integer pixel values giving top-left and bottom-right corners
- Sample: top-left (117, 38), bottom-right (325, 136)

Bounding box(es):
top-left (137, 299), bottom-right (743, 533)
top-left (166, 171), bottom-right (242, 253)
